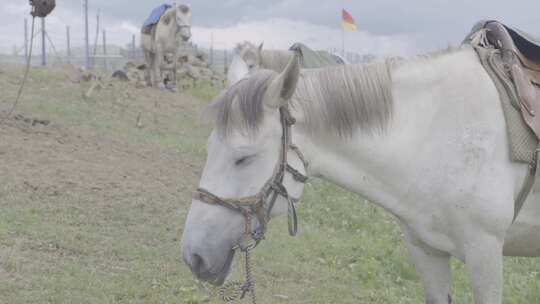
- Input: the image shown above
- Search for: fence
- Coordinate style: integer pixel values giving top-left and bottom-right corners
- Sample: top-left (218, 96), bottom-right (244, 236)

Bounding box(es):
top-left (1, 9), bottom-right (372, 76)
top-left (1, 7), bottom-right (234, 77)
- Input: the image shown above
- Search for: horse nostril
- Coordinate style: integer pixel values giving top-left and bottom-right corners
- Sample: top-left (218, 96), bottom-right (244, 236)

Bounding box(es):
top-left (191, 253), bottom-right (206, 274)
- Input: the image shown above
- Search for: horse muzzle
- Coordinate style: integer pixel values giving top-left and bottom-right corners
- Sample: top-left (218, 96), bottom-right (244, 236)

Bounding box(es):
top-left (180, 29), bottom-right (192, 42)
top-left (182, 245), bottom-right (235, 286)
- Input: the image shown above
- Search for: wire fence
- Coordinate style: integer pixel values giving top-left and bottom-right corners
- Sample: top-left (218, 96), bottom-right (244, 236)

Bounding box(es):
top-left (1, 14), bottom-right (234, 77)
top-left (0, 14), bottom-right (373, 78)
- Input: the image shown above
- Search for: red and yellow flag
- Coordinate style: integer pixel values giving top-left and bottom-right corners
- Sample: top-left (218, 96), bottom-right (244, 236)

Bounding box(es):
top-left (341, 9), bottom-right (357, 32)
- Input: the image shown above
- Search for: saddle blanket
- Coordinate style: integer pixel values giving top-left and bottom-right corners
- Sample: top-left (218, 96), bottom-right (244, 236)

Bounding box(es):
top-left (464, 20), bottom-right (539, 164)
top-left (142, 4), bottom-right (171, 30)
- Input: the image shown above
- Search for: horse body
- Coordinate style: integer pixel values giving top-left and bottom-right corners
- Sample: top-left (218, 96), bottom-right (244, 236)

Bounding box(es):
top-left (182, 47), bottom-right (540, 303)
top-left (296, 47), bottom-right (540, 257)
top-left (141, 4), bottom-right (192, 89)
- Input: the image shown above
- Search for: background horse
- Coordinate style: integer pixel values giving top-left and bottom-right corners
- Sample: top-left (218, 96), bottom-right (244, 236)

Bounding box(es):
top-left (181, 49), bottom-right (540, 303)
top-left (234, 41), bottom-right (293, 73)
top-left (234, 41), bottom-right (344, 79)
top-left (141, 4), bottom-right (192, 89)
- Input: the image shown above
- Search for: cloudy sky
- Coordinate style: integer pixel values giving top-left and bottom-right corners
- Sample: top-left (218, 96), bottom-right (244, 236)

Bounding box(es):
top-left (2, 0), bottom-right (540, 57)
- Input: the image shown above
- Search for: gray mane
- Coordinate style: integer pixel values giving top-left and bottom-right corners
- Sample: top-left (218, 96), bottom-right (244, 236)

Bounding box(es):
top-left (293, 62), bottom-right (393, 137)
top-left (205, 70), bottom-right (277, 136)
top-left (206, 61), bottom-right (393, 138)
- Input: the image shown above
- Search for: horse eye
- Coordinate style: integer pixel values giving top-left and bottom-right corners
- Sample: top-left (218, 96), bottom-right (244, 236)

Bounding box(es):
top-left (235, 155), bottom-right (255, 166)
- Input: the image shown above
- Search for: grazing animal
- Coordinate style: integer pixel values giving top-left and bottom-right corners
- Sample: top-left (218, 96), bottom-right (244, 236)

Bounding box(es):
top-left (235, 41), bottom-right (292, 73)
top-left (234, 41), bottom-right (345, 79)
top-left (181, 48), bottom-right (540, 303)
top-left (141, 4), bottom-right (192, 89)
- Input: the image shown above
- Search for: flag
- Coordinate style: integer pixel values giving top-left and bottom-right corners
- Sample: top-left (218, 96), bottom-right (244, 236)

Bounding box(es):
top-left (341, 9), bottom-right (357, 32)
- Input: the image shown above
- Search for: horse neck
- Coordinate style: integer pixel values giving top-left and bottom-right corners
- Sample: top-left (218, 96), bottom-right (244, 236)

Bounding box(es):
top-left (162, 9), bottom-right (178, 35)
top-left (290, 47), bottom-right (486, 218)
top-left (289, 66), bottom-right (401, 214)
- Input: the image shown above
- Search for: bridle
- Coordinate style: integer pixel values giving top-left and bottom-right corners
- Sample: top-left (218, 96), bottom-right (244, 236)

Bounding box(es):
top-left (192, 105), bottom-right (308, 303)
top-left (194, 104), bottom-right (308, 244)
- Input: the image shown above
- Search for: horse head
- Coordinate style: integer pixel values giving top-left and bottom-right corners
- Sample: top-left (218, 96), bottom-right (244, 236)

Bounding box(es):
top-left (235, 41), bottom-right (264, 73)
top-left (175, 4), bottom-right (192, 42)
top-left (181, 54), bottom-right (305, 285)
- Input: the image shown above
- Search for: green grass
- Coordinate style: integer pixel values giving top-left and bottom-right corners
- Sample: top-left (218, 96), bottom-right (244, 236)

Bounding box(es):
top-left (0, 66), bottom-right (539, 303)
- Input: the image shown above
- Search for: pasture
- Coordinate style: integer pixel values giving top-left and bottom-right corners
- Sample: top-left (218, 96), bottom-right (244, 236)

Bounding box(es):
top-left (1, 65), bottom-right (539, 303)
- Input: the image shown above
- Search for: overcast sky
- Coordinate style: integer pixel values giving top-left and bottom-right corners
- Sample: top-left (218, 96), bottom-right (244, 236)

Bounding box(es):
top-left (2, 0), bottom-right (540, 56)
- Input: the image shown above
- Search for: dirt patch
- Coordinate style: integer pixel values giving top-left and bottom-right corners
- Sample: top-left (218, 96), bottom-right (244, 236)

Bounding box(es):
top-left (0, 118), bottom-right (197, 203)
top-left (0, 66), bottom-right (215, 303)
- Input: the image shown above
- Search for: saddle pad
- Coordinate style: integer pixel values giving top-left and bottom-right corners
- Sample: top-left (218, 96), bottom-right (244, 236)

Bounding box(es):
top-left (142, 4), bottom-right (171, 30)
top-left (470, 44), bottom-right (538, 164)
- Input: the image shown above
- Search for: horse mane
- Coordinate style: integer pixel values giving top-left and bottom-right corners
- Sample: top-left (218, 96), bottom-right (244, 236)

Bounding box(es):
top-left (204, 70), bottom-right (276, 137)
top-left (293, 62), bottom-right (393, 137)
top-left (205, 60), bottom-right (394, 138)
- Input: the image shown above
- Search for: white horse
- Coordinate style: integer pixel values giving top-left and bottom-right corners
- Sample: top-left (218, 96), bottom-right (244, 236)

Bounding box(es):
top-left (141, 4), bottom-right (192, 89)
top-left (181, 48), bottom-right (540, 303)
top-left (235, 41), bottom-right (294, 73)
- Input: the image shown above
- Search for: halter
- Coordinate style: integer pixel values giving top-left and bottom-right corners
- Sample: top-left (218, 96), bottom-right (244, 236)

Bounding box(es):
top-left (192, 105), bottom-right (308, 303)
top-left (194, 105), bottom-right (308, 243)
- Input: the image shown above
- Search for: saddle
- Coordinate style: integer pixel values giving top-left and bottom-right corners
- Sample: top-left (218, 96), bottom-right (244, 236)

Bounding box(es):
top-left (484, 21), bottom-right (540, 139)
top-left (466, 20), bottom-right (540, 220)
top-left (141, 4), bottom-right (171, 34)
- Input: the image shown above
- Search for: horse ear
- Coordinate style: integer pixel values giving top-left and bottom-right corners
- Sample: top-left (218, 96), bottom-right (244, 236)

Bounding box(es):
top-left (263, 54), bottom-right (300, 109)
top-left (227, 54), bottom-right (249, 87)
top-left (179, 4), bottom-right (191, 14)
top-left (258, 42), bottom-right (264, 54)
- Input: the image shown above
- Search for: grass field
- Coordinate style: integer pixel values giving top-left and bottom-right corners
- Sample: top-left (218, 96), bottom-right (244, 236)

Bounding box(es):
top-left (0, 65), bottom-right (539, 303)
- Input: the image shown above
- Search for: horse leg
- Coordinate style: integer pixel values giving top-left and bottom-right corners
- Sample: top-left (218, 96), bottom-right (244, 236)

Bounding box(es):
top-left (171, 54), bottom-right (178, 92)
top-left (143, 50), bottom-right (153, 87)
top-left (154, 45), bottom-right (165, 89)
top-left (401, 225), bottom-right (452, 304)
top-left (464, 233), bottom-right (504, 304)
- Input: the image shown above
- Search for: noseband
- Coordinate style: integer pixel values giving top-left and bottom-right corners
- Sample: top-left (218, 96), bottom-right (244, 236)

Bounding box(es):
top-left (193, 105), bottom-right (308, 248)
top-left (176, 24), bottom-right (190, 35)
top-left (193, 105), bottom-right (307, 303)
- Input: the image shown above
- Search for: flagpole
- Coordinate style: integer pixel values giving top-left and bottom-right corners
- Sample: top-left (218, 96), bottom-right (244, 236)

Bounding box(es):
top-left (342, 32), bottom-right (345, 58)
top-left (341, 7), bottom-right (345, 58)
top-left (342, 21), bottom-right (345, 57)
top-left (341, 7), bottom-right (357, 61)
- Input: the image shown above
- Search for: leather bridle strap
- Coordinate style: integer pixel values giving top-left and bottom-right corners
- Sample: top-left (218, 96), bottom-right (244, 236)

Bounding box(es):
top-left (193, 188), bottom-right (262, 215)
top-left (193, 104), bottom-right (308, 249)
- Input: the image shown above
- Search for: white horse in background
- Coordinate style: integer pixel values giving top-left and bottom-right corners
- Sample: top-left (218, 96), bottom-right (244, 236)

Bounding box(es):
top-left (181, 48), bottom-right (540, 303)
top-left (235, 41), bottom-right (294, 73)
top-left (141, 4), bottom-right (192, 89)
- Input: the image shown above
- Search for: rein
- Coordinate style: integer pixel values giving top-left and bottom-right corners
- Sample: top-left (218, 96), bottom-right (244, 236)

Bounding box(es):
top-left (193, 105), bottom-right (308, 303)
